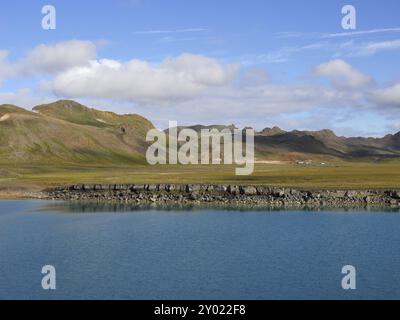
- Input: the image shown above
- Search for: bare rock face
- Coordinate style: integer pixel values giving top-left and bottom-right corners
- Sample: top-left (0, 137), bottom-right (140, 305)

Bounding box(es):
top-left (272, 189), bottom-right (285, 198)
top-left (189, 192), bottom-right (199, 200)
top-left (240, 186), bottom-right (257, 195)
top-left (391, 191), bottom-right (400, 199)
top-left (259, 126), bottom-right (286, 136)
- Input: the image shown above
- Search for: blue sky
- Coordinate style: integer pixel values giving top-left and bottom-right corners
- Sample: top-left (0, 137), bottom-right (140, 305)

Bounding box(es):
top-left (1, 0), bottom-right (400, 136)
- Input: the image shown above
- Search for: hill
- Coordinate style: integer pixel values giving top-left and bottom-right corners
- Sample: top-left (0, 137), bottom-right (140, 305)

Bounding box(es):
top-left (0, 100), bottom-right (154, 164)
top-left (165, 124), bottom-right (400, 161)
top-left (1, 100), bottom-right (400, 165)
top-left (255, 126), bottom-right (400, 161)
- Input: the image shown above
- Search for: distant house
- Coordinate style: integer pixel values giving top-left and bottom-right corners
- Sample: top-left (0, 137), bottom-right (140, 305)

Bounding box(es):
top-left (296, 160), bottom-right (313, 165)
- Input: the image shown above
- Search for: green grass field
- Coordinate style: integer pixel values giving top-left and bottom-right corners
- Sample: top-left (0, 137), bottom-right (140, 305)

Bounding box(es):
top-left (1, 160), bottom-right (400, 197)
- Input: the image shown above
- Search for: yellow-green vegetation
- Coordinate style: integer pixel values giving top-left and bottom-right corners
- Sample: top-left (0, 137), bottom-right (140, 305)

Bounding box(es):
top-left (1, 161), bottom-right (400, 198)
top-left (33, 100), bottom-right (153, 133)
top-left (0, 100), bottom-right (154, 164)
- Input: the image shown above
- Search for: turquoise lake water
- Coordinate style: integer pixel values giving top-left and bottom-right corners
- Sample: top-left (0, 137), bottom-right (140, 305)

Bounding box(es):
top-left (1, 200), bottom-right (400, 300)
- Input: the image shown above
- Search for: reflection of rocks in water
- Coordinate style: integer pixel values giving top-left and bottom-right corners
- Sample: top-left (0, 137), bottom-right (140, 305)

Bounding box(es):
top-left (39, 201), bottom-right (203, 213)
top-left (37, 200), bottom-right (400, 214)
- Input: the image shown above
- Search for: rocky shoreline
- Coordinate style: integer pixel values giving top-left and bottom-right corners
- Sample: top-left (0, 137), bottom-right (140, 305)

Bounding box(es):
top-left (42, 184), bottom-right (400, 208)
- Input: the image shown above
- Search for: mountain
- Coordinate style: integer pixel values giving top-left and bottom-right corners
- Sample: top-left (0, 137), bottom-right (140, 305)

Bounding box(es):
top-left (164, 124), bottom-right (237, 134)
top-left (1, 99), bottom-right (400, 164)
top-left (0, 100), bottom-right (154, 164)
top-left (166, 123), bottom-right (400, 161)
top-left (259, 126), bottom-right (286, 136)
top-left (254, 128), bottom-right (400, 160)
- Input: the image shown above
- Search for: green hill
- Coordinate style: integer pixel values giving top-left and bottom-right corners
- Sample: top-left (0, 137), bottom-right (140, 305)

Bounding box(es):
top-left (0, 104), bottom-right (35, 116)
top-left (0, 100), bottom-right (155, 164)
top-left (33, 100), bottom-right (152, 131)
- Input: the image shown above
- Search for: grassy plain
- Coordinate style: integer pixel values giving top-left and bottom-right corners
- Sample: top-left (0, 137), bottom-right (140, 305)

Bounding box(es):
top-left (1, 160), bottom-right (400, 198)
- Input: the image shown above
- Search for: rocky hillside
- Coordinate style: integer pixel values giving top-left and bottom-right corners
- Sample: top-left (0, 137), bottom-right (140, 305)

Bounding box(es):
top-left (255, 127), bottom-right (400, 160)
top-left (168, 124), bottom-right (400, 161)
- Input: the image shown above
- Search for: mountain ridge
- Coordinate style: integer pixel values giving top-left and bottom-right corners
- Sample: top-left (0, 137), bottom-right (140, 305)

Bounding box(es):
top-left (1, 100), bottom-right (400, 163)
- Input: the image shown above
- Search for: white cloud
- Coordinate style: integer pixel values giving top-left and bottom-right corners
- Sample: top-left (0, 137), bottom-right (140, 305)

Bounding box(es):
top-left (247, 38), bottom-right (400, 64)
top-left (236, 42), bottom-right (329, 66)
top-left (314, 59), bottom-right (372, 88)
top-left (46, 54), bottom-right (361, 127)
top-left (120, 82), bottom-right (364, 132)
top-left (21, 40), bottom-right (97, 74)
top-left (327, 28), bottom-right (400, 38)
top-left (0, 50), bottom-right (16, 83)
top-left (352, 39), bottom-right (400, 56)
top-left (333, 39), bottom-right (400, 57)
top-left (275, 27), bottom-right (400, 40)
top-left (51, 53), bottom-right (239, 100)
top-left (0, 40), bottom-right (97, 81)
top-left (371, 82), bottom-right (400, 107)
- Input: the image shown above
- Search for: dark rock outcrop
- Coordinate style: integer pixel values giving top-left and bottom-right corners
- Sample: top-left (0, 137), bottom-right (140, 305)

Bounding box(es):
top-left (42, 184), bottom-right (400, 208)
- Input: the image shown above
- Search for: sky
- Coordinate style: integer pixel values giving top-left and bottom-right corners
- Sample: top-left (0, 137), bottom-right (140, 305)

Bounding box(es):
top-left (0, 0), bottom-right (400, 136)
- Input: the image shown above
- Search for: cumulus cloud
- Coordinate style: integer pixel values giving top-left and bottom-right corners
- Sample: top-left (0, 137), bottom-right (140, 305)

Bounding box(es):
top-left (123, 82), bottom-right (364, 132)
top-left (51, 53), bottom-right (238, 100)
top-left (48, 54), bottom-right (360, 123)
top-left (21, 40), bottom-right (97, 74)
top-left (371, 82), bottom-right (400, 108)
top-left (0, 50), bottom-right (16, 83)
top-left (0, 40), bottom-right (97, 80)
top-left (314, 59), bottom-right (372, 88)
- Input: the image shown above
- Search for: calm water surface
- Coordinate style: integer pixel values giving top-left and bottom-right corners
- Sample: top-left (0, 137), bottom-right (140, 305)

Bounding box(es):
top-left (0, 200), bottom-right (400, 300)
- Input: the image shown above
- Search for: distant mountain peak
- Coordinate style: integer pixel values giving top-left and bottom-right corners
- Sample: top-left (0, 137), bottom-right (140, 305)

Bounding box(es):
top-left (32, 100), bottom-right (154, 131)
top-left (290, 128), bottom-right (338, 138)
top-left (313, 129), bottom-right (337, 138)
top-left (165, 124), bottom-right (239, 133)
top-left (33, 100), bottom-right (88, 113)
top-left (259, 126), bottom-right (285, 136)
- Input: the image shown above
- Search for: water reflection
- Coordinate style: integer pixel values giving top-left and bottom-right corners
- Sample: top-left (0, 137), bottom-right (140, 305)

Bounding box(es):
top-left (35, 200), bottom-right (400, 214)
